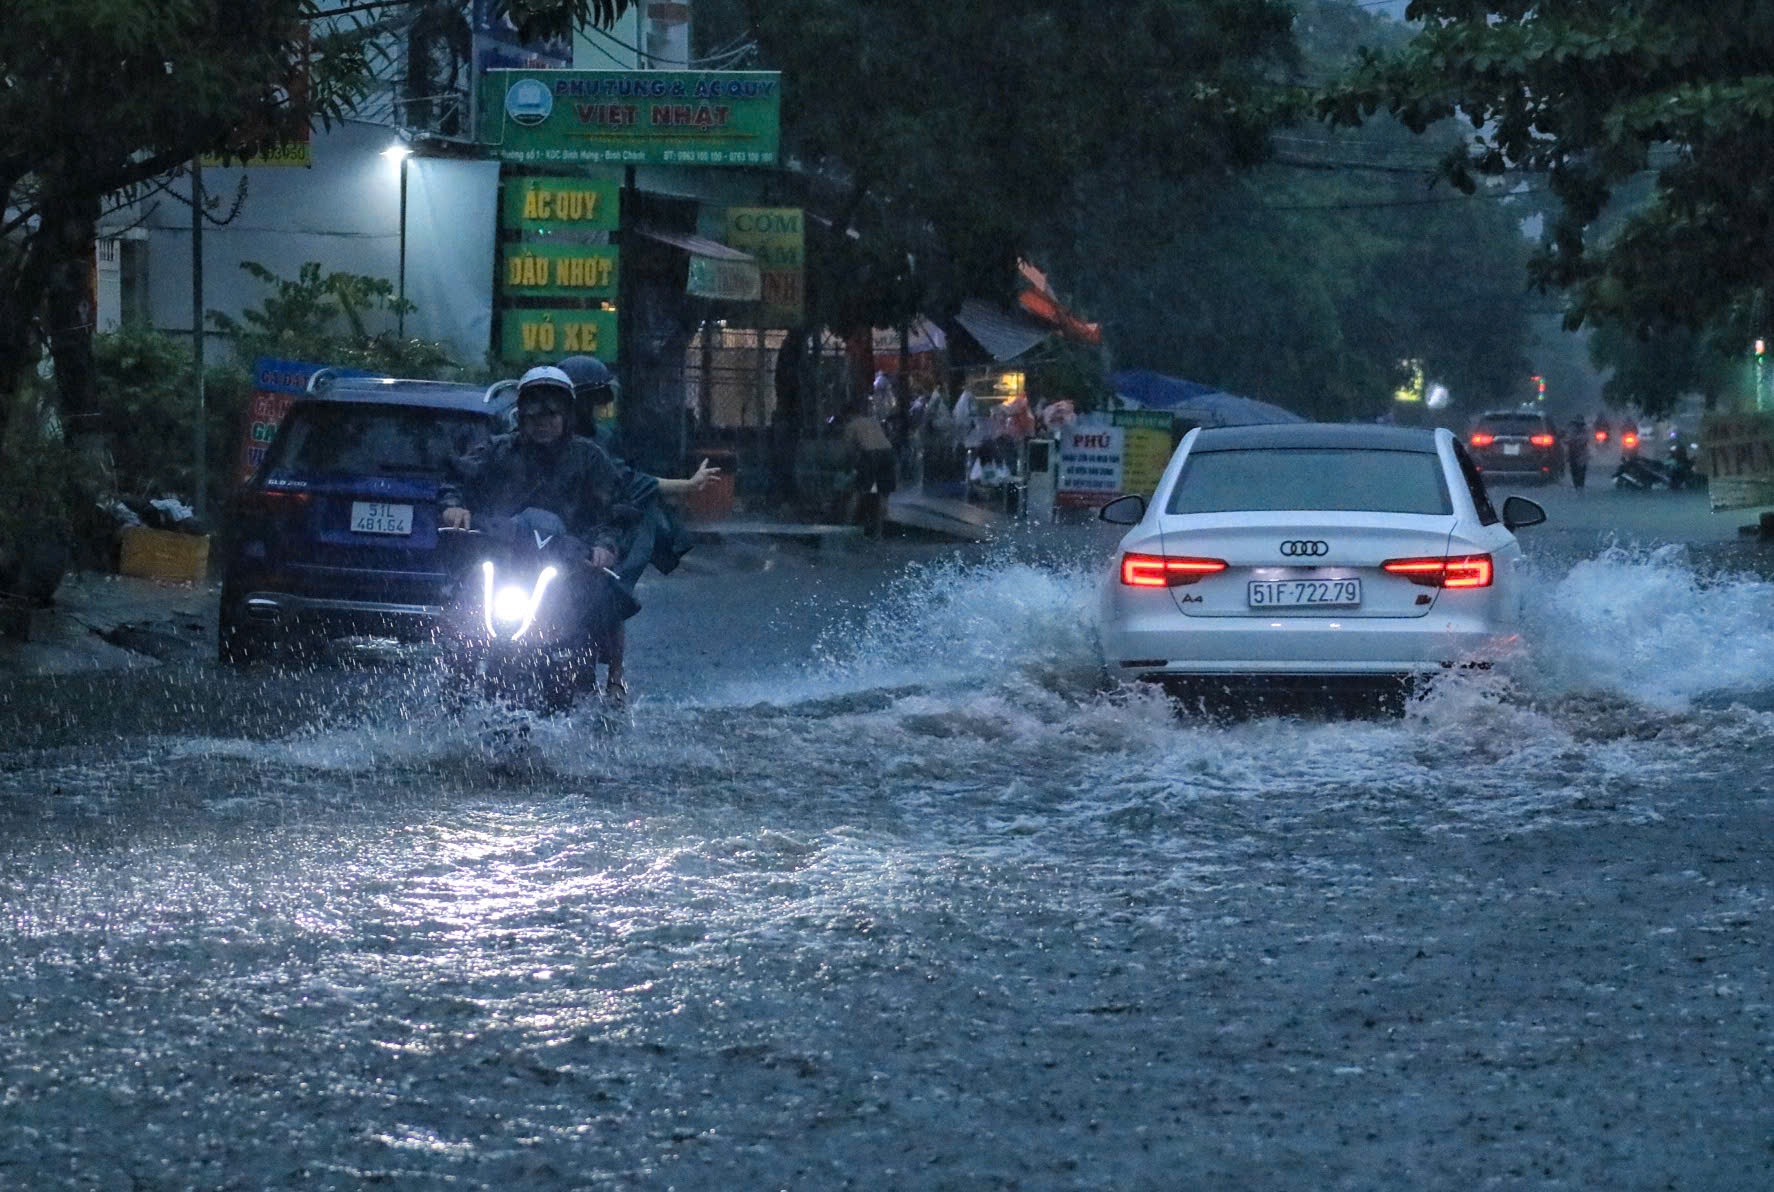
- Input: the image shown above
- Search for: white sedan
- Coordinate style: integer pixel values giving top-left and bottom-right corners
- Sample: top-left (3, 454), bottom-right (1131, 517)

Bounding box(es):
top-left (1098, 423), bottom-right (1545, 695)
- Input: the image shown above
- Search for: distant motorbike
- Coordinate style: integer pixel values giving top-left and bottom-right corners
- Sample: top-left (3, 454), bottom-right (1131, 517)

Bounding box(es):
top-left (436, 509), bottom-right (634, 714)
top-left (1613, 453), bottom-right (1701, 492)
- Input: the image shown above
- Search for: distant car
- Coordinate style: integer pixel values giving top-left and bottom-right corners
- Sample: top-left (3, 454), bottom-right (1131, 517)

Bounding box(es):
top-left (217, 376), bottom-right (517, 666)
top-left (1097, 423), bottom-right (1545, 700)
top-left (1466, 409), bottom-right (1561, 483)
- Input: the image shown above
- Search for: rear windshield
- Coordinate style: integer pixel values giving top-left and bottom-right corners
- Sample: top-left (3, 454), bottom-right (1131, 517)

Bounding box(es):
top-left (1476, 415), bottom-right (1546, 433)
top-left (1167, 448), bottom-right (1453, 516)
top-left (264, 404), bottom-right (492, 478)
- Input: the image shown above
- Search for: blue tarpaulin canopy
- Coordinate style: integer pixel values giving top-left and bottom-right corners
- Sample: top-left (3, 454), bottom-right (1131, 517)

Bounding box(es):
top-left (1112, 370), bottom-right (1305, 426)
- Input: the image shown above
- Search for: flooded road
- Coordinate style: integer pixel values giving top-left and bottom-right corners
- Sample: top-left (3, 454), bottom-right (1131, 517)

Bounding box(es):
top-left (3, 496), bottom-right (1773, 1189)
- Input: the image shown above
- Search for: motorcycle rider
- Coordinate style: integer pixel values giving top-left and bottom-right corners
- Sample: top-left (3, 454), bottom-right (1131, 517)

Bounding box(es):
top-left (439, 365), bottom-right (633, 698)
top-left (555, 354), bottom-right (720, 703)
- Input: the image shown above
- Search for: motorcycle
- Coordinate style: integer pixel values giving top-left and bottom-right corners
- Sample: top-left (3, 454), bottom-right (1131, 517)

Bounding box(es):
top-left (436, 508), bottom-right (636, 715)
top-left (1612, 452), bottom-right (1701, 492)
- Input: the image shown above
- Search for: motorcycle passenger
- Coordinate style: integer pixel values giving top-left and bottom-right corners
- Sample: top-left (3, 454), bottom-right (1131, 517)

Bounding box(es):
top-left (439, 365), bottom-right (633, 698)
top-left (1565, 417), bottom-right (1590, 489)
top-left (555, 354), bottom-right (719, 704)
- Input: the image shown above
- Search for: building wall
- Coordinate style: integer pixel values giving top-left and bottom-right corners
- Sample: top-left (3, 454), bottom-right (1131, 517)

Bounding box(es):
top-left (139, 121), bottom-right (498, 369)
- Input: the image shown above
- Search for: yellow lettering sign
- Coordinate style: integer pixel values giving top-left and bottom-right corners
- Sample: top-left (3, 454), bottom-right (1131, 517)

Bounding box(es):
top-left (521, 187), bottom-right (602, 224)
top-left (563, 322), bottom-right (600, 352)
top-left (555, 256), bottom-right (614, 289)
top-left (520, 320), bottom-right (557, 352)
top-left (506, 255), bottom-right (551, 287)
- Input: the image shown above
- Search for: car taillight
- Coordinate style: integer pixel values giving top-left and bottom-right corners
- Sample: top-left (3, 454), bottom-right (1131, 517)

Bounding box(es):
top-left (1381, 554), bottom-right (1494, 589)
top-left (1530, 433), bottom-right (1555, 447)
top-left (1469, 433), bottom-right (1495, 447)
top-left (237, 489), bottom-right (312, 517)
top-left (1120, 553), bottom-right (1228, 588)
top-left (1594, 430), bottom-right (1609, 443)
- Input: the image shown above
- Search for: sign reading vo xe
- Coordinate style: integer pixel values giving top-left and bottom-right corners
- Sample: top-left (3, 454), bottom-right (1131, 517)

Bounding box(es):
top-left (501, 309), bottom-right (619, 364)
top-left (482, 69), bottom-right (782, 166)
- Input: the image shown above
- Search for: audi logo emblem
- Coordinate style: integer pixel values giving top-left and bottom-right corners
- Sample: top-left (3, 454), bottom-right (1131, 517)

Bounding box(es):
top-left (1278, 540), bottom-right (1329, 557)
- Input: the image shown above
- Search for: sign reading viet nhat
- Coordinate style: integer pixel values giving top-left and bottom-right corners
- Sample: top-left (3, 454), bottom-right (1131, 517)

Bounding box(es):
top-left (1701, 412), bottom-right (1774, 511)
top-left (724, 207), bottom-right (804, 325)
top-left (481, 70), bottom-right (781, 166)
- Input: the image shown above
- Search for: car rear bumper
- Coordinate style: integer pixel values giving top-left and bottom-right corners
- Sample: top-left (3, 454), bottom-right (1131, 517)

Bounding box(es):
top-left (236, 589), bottom-right (445, 639)
top-left (1100, 601), bottom-right (1514, 678)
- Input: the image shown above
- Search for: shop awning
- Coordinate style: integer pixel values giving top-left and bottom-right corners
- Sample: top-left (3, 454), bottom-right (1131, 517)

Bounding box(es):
top-left (954, 298), bottom-right (1052, 362)
top-left (635, 226), bottom-right (761, 301)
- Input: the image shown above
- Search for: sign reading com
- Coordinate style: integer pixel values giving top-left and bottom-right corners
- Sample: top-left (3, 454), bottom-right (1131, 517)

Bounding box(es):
top-left (481, 69), bottom-right (781, 165)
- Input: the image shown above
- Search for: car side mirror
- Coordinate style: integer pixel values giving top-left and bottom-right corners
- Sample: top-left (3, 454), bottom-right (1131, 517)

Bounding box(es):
top-left (1502, 495), bottom-right (1546, 530)
top-left (1099, 494), bottom-right (1146, 525)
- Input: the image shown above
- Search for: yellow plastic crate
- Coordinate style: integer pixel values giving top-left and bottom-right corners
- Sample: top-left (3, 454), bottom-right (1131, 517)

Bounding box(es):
top-left (118, 526), bottom-right (210, 584)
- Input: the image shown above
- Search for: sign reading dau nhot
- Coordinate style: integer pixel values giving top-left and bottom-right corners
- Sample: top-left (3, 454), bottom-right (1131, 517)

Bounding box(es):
top-left (502, 244), bottom-right (620, 298)
top-left (482, 70), bottom-right (781, 165)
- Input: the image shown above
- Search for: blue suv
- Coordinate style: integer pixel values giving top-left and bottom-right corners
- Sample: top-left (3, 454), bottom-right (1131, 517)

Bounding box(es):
top-left (217, 375), bottom-right (516, 665)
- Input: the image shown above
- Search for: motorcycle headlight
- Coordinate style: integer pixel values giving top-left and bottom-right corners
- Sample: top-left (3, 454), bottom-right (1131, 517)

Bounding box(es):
top-left (479, 560), bottom-right (560, 640)
top-left (493, 584), bottom-right (531, 626)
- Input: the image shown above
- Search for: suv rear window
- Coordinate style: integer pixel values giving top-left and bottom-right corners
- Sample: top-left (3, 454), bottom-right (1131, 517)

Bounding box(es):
top-left (1167, 448), bottom-right (1453, 516)
top-left (264, 403), bottom-right (493, 477)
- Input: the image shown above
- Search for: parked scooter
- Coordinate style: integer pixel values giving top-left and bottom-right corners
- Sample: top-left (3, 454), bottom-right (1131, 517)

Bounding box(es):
top-left (1613, 447), bottom-right (1701, 492)
top-left (436, 509), bottom-right (635, 714)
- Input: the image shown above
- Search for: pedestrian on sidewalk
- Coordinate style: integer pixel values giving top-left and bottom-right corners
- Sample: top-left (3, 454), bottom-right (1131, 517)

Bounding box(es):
top-left (841, 395), bottom-right (896, 538)
top-left (1565, 417), bottom-right (1590, 490)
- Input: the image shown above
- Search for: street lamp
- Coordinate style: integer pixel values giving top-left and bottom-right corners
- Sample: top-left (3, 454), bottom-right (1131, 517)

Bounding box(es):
top-left (382, 139), bottom-right (412, 337)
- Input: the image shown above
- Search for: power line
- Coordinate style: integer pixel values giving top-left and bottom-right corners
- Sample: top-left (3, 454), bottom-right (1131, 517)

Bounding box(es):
top-left (1260, 185), bottom-right (1546, 211)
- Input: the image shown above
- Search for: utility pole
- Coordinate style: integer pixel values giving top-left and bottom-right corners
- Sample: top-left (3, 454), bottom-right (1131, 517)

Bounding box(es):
top-left (190, 158), bottom-right (207, 521)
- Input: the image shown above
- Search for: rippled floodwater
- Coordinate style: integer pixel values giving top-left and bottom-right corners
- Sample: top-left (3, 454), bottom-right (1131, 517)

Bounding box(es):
top-left (2, 539), bottom-right (1772, 1189)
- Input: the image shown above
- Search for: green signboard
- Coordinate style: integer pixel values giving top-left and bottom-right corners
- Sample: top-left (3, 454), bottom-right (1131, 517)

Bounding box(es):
top-left (481, 70), bottom-right (781, 166)
top-left (501, 243), bottom-right (620, 298)
top-left (501, 308), bottom-right (619, 364)
top-left (500, 173), bottom-right (621, 235)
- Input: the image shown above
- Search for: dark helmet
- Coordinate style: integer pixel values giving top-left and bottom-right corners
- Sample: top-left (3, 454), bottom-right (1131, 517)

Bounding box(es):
top-left (557, 355), bottom-right (616, 437)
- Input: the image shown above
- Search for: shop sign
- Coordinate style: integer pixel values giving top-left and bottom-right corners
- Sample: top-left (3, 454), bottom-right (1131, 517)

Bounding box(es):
top-left (1701, 412), bottom-right (1774, 510)
top-left (500, 309), bottom-right (619, 364)
top-left (480, 69), bottom-right (781, 165)
top-left (1056, 416), bottom-right (1125, 508)
top-left (1055, 411), bottom-right (1173, 507)
top-left (725, 206), bottom-right (803, 324)
top-left (500, 173), bottom-right (620, 235)
top-left (236, 358), bottom-right (372, 482)
top-left (688, 255), bottom-right (761, 302)
top-left (1114, 410), bottom-right (1175, 499)
top-left (500, 243), bottom-right (620, 298)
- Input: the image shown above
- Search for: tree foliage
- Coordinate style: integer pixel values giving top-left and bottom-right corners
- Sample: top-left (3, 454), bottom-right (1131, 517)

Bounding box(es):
top-left (1066, 0), bottom-right (1533, 420)
top-left (738, 0), bottom-right (1297, 326)
top-left (1325, 0), bottom-right (1774, 341)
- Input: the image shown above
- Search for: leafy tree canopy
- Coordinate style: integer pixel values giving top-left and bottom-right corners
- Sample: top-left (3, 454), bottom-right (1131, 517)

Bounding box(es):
top-left (1324, 1), bottom-right (1774, 340)
top-left (736, 0), bottom-right (1297, 324)
top-left (1067, 0), bottom-right (1533, 421)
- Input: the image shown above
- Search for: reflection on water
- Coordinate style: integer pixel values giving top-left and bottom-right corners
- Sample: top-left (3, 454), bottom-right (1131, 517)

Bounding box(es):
top-left (2, 546), bottom-right (1773, 1186)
